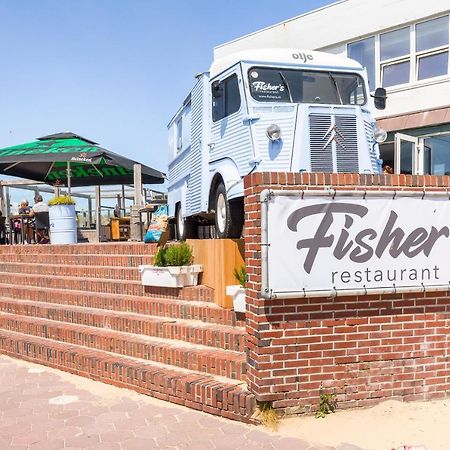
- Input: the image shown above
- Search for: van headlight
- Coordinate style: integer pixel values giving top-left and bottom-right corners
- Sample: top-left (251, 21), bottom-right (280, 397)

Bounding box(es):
top-left (373, 127), bottom-right (387, 143)
top-left (266, 124), bottom-right (281, 141)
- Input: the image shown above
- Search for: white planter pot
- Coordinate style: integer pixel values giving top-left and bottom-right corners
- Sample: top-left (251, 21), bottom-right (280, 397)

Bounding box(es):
top-left (226, 285), bottom-right (246, 313)
top-left (139, 264), bottom-right (203, 288)
top-left (49, 204), bottom-right (77, 245)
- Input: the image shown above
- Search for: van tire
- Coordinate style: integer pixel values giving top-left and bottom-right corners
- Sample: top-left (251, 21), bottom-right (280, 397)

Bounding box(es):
top-left (214, 183), bottom-right (244, 239)
top-left (175, 204), bottom-right (195, 241)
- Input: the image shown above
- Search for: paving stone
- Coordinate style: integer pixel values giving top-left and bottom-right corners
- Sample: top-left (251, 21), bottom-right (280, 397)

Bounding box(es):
top-left (272, 437), bottom-right (313, 450)
top-left (0, 355), bottom-right (334, 450)
top-left (121, 437), bottom-right (158, 450)
top-left (64, 433), bottom-right (101, 448)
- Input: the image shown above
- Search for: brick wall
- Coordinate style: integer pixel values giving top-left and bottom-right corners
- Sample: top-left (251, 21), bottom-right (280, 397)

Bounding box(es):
top-left (244, 172), bottom-right (450, 413)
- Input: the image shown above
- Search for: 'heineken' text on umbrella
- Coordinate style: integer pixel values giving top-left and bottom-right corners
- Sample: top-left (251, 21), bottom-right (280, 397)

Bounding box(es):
top-left (0, 132), bottom-right (165, 189)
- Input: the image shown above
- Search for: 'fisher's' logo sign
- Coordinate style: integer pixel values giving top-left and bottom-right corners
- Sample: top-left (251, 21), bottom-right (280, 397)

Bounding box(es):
top-left (263, 192), bottom-right (450, 298)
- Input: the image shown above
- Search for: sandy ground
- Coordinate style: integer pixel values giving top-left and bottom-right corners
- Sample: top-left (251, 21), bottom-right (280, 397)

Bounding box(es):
top-left (278, 398), bottom-right (449, 450)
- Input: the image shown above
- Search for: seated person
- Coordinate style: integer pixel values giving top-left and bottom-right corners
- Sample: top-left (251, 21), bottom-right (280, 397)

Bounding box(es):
top-left (29, 194), bottom-right (49, 244)
top-left (18, 200), bottom-right (32, 243)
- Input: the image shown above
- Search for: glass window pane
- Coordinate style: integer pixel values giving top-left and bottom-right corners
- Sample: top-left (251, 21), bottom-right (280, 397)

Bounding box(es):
top-left (380, 27), bottom-right (410, 61)
top-left (348, 37), bottom-right (375, 90)
top-left (225, 75), bottom-right (241, 116)
top-left (424, 135), bottom-right (450, 175)
top-left (416, 16), bottom-right (449, 52)
top-left (382, 61), bottom-right (410, 87)
top-left (418, 51), bottom-right (449, 80)
top-left (400, 141), bottom-right (414, 175)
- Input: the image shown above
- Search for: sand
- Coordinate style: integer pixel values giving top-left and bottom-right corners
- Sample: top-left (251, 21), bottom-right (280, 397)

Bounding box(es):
top-left (278, 398), bottom-right (449, 450)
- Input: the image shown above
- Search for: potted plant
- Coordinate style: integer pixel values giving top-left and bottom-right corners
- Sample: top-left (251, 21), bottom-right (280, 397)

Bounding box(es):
top-left (139, 241), bottom-right (202, 288)
top-left (48, 194), bottom-right (77, 244)
top-left (226, 265), bottom-right (246, 313)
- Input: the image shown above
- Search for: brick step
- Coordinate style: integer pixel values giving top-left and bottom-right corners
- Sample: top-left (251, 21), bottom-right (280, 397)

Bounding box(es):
top-left (0, 284), bottom-right (244, 329)
top-left (0, 329), bottom-right (255, 422)
top-left (0, 313), bottom-right (246, 381)
top-left (0, 262), bottom-right (142, 281)
top-left (0, 271), bottom-right (215, 302)
top-left (0, 253), bottom-right (154, 267)
top-left (0, 242), bottom-right (157, 256)
top-left (0, 298), bottom-right (245, 352)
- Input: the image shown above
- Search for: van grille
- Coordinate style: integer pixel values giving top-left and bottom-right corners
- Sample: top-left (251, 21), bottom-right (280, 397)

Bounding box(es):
top-left (309, 114), bottom-right (359, 173)
top-left (309, 114), bottom-right (333, 173)
top-left (335, 115), bottom-right (359, 173)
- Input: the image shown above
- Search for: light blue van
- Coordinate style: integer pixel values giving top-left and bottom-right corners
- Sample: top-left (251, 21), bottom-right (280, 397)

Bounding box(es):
top-left (167, 48), bottom-right (387, 239)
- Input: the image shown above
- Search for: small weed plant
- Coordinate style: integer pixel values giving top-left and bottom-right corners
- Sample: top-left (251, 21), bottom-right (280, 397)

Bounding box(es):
top-left (48, 195), bottom-right (76, 206)
top-left (315, 392), bottom-right (337, 418)
top-left (233, 265), bottom-right (246, 287)
top-left (255, 401), bottom-right (279, 431)
top-left (153, 242), bottom-right (193, 267)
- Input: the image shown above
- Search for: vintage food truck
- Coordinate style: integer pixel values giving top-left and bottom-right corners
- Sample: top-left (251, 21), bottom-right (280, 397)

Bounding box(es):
top-left (167, 48), bottom-right (387, 239)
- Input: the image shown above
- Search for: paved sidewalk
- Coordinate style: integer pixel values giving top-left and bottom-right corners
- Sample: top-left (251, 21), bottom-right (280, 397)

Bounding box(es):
top-left (0, 355), bottom-right (359, 450)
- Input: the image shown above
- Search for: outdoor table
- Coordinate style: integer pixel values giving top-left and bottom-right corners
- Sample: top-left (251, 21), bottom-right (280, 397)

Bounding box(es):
top-left (9, 214), bottom-right (32, 244)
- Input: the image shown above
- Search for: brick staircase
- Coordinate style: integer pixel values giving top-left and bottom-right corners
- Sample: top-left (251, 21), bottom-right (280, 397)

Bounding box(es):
top-left (0, 243), bottom-right (254, 422)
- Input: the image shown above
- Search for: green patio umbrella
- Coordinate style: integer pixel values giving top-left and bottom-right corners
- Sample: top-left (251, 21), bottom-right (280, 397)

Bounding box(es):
top-left (0, 132), bottom-right (165, 191)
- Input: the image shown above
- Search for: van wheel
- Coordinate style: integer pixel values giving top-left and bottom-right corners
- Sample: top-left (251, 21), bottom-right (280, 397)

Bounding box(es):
top-left (175, 204), bottom-right (195, 240)
top-left (214, 183), bottom-right (244, 239)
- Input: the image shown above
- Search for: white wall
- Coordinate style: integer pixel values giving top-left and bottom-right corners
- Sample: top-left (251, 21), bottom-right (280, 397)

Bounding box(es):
top-left (215, 0), bottom-right (449, 59)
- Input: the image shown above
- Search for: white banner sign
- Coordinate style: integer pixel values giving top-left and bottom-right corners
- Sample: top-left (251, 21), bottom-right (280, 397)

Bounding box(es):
top-left (262, 190), bottom-right (450, 298)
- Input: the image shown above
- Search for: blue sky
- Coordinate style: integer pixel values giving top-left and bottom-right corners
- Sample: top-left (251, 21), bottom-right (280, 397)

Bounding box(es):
top-left (0, 0), bottom-right (335, 180)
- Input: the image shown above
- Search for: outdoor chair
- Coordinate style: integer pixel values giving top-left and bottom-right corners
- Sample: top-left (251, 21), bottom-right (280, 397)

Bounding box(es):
top-left (0, 216), bottom-right (6, 244)
top-left (34, 211), bottom-right (50, 244)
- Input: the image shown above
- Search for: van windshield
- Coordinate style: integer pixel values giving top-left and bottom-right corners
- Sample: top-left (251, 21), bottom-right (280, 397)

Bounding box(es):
top-left (248, 67), bottom-right (366, 105)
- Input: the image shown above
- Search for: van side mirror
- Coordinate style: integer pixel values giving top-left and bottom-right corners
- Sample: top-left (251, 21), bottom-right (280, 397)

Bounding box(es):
top-left (212, 81), bottom-right (223, 99)
top-left (372, 87), bottom-right (387, 110)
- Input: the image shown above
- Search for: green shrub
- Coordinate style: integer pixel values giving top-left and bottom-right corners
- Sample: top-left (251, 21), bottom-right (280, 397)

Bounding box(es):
top-left (153, 246), bottom-right (167, 267)
top-left (48, 195), bottom-right (76, 206)
top-left (153, 242), bottom-right (193, 267)
top-left (233, 265), bottom-right (246, 287)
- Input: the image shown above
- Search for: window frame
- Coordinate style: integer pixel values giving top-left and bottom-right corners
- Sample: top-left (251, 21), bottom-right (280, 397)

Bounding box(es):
top-left (211, 73), bottom-right (242, 123)
top-left (346, 14), bottom-right (450, 92)
top-left (246, 66), bottom-right (367, 106)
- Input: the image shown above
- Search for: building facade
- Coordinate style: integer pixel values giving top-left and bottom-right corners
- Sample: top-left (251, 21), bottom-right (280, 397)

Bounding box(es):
top-left (215, 0), bottom-right (450, 176)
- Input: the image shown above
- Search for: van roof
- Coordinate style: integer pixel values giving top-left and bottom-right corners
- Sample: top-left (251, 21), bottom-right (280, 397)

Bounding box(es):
top-left (209, 48), bottom-right (363, 78)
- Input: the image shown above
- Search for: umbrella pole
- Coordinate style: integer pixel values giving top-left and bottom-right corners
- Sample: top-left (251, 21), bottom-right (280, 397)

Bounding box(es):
top-left (67, 161), bottom-right (71, 195)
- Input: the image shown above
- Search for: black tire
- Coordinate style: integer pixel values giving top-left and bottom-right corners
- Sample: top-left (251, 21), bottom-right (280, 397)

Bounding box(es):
top-left (175, 204), bottom-right (196, 241)
top-left (214, 183), bottom-right (244, 239)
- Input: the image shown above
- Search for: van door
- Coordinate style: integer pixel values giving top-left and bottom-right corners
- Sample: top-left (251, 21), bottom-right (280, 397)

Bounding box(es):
top-left (209, 67), bottom-right (253, 181)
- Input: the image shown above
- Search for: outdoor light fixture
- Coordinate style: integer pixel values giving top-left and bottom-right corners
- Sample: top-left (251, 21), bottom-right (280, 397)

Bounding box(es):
top-left (373, 127), bottom-right (387, 143)
top-left (266, 124), bottom-right (281, 141)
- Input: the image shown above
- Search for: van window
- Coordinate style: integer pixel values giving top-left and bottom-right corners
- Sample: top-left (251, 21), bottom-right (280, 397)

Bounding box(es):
top-left (176, 116), bottom-right (183, 151)
top-left (212, 74), bottom-right (241, 122)
top-left (248, 67), bottom-right (366, 105)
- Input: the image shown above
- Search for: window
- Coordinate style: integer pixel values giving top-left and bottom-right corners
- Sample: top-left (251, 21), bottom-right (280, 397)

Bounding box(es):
top-left (380, 27), bottom-right (410, 61)
top-left (212, 74), bottom-right (241, 122)
top-left (383, 61), bottom-right (411, 87)
top-left (380, 27), bottom-right (410, 88)
top-left (418, 52), bottom-right (449, 80)
top-left (416, 16), bottom-right (449, 81)
top-left (347, 15), bottom-right (449, 91)
top-left (416, 16), bottom-right (448, 52)
top-left (176, 117), bottom-right (182, 151)
top-left (248, 67), bottom-right (366, 105)
top-left (423, 135), bottom-right (450, 175)
top-left (348, 37), bottom-right (375, 89)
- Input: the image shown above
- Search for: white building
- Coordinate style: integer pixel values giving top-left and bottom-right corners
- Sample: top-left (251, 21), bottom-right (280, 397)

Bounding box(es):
top-left (215, 0), bottom-right (450, 175)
